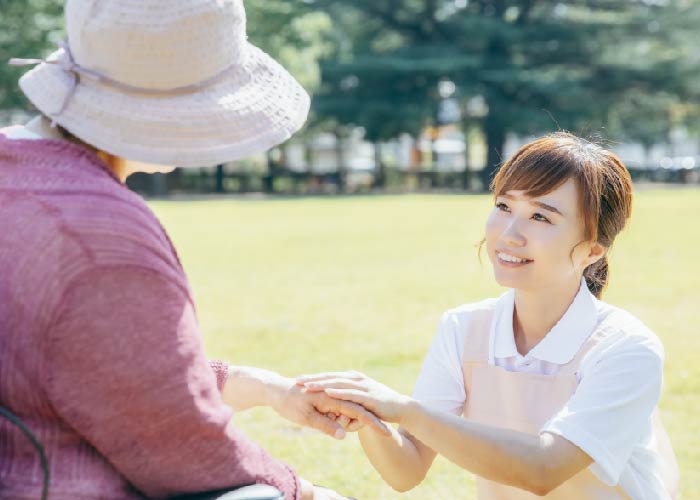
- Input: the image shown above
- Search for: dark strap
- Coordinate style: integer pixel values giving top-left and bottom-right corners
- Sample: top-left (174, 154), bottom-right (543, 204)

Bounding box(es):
top-left (0, 406), bottom-right (50, 500)
top-left (170, 484), bottom-right (285, 500)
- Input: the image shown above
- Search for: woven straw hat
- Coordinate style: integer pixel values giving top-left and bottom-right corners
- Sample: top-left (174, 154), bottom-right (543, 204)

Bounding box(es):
top-left (14, 0), bottom-right (310, 168)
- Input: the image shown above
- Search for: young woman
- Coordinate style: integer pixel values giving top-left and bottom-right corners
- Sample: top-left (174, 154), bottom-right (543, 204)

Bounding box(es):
top-left (298, 133), bottom-right (679, 499)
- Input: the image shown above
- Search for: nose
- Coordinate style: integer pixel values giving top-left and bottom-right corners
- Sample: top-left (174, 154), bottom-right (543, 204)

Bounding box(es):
top-left (499, 218), bottom-right (526, 247)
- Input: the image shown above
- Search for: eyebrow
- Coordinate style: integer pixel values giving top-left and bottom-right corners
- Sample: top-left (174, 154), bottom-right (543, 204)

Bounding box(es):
top-left (500, 194), bottom-right (564, 216)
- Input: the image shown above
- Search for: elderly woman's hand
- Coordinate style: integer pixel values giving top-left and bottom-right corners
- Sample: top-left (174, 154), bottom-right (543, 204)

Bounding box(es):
top-left (266, 374), bottom-right (390, 439)
top-left (223, 366), bottom-right (389, 439)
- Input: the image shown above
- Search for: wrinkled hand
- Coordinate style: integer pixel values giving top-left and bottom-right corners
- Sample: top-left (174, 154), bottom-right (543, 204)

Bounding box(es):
top-left (268, 376), bottom-right (390, 439)
top-left (296, 371), bottom-right (413, 426)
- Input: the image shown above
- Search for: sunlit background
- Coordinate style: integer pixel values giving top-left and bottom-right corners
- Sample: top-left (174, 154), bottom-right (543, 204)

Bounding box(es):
top-left (2, 1), bottom-right (699, 498)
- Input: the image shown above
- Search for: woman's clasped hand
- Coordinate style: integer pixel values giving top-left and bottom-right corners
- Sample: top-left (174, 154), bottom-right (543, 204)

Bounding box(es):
top-left (253, 369), bottom-right (391, 438)
top-left (297, 371), bottom-right (412, 426)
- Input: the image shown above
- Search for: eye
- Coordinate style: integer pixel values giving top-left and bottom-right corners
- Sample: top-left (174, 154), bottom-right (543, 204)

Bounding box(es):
top-left (532, 212), bottom-right (552, 224)
top-left (496, 202), bottom-right (510, 212)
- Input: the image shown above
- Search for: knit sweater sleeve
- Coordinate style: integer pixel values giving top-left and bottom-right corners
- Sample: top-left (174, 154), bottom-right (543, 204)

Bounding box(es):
top-left (209, 360), bottom-right (230, 392)
top-left (44, 264), bottom-right (300, 500)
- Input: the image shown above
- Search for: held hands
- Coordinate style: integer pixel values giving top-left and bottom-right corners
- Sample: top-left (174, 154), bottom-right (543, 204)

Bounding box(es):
top-left (266, 374), bottom-right (390, 439)
top-left (296, 371), bottom-right (414, 427)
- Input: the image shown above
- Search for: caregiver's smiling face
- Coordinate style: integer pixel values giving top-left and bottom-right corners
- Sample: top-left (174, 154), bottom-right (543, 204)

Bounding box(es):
top-left (485, 177), bottom-right (592, 292)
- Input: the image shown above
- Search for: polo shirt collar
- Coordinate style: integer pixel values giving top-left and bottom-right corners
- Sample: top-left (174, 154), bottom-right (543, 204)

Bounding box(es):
top-left (493, 278), bottom-right (598, 364)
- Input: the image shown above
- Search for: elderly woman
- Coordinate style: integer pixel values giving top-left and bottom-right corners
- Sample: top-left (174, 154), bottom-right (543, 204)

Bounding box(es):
top-left (0, 1), bottom-right (386, 499)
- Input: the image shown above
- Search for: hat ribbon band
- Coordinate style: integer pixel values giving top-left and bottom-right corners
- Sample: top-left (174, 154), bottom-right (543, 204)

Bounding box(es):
top-left (9, 41), bottom-right (242, 127)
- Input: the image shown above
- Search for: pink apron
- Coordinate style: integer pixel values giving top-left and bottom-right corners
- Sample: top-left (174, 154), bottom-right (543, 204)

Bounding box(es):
top-left (461, 317), bottom-right (679, 499)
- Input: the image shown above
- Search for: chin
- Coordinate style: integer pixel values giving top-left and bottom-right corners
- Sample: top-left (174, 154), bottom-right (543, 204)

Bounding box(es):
top-left (492, 268), bottom-right (529, 289)
top-left (494, 276), bottom-right (520, 289)
top-left (492, 269), bottom-right (513, 287)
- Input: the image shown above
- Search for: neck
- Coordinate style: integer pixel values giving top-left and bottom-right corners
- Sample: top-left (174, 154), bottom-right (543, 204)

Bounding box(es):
top-left (512, 277), bottom-right (581, 355)
top-left (24, 116), bottom-right (129, 184)
top-left (96, 152), bottom-right (129, 183)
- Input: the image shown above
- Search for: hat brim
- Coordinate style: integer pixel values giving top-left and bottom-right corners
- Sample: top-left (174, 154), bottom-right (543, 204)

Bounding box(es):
top-left (18, 43), bottom-right (310, 168)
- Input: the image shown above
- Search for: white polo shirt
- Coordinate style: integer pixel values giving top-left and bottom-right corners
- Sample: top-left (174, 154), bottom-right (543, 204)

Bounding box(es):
top-left (413, 279), bottom-right (669, 500)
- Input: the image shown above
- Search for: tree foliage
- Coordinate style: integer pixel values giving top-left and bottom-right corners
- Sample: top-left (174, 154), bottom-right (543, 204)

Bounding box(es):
top-left (0, 0), bottom-right (64, 110)
top-left (309, 0), bottom-right (700, 179)
top-left (246, 2), bottom-right (333, 92)
top-left (1, 0), bottom-right (698, 176)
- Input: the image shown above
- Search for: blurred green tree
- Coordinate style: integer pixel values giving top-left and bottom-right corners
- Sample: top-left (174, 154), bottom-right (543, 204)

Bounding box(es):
top-left (608, 91), bottom-right (677, 167)
top-left (0, 0), bottom-right (64, 112)
top-left (246, 2), bottom-right (333, 92)
top-left (310, 0), bottom-right (700, 185)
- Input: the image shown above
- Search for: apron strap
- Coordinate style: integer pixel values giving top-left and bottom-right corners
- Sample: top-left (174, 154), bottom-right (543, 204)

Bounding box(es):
top-left (462, 308), bottom-right (495, 363)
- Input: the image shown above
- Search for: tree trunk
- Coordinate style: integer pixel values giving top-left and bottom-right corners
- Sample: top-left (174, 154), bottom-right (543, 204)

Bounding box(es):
top-left (461, 126), bottom-right (471, 191)
top-left (334, 130), bottom-right (346, 194)
top-left (215, 165), bottom-right (225, 193)
top-left (264, 150), bottom-right (275, 194)
top-left (373, 142), bottom-right (386, 189)
top-left (482, 111), bottom-right (506, 192)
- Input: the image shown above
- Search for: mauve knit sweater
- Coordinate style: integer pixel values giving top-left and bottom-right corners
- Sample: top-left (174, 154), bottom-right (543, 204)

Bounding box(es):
top-left (0, 133), bottom-right (299, 499)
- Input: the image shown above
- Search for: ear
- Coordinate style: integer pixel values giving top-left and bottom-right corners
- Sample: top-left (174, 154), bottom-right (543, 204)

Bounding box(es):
top-left (584, 242), bottom-right (607, 268)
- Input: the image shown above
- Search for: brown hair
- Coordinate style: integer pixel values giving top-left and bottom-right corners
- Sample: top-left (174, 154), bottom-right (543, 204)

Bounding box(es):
top-left (490, 132), bottom-right (633, 298)
top-left (55, 123), bottom-right (128, 180)
top-left (28, 105), bottom-right (128, 180)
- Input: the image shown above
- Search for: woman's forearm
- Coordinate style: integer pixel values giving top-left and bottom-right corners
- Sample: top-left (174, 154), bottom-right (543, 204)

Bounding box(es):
top-left (298, 373), bottom-right (591, 494)
top-left (355, 401), bottom-right (545, 494)
top-left (222, 366), bottom-right (286, 412)
top-left (358, 426), bottom-right (433, 492)
top-left (401, 402), bottom-right (553, 494)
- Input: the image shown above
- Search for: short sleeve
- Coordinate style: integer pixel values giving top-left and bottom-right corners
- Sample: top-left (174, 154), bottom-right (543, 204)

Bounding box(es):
top-left (46, 265), bottom-right (299, 500)
top-left (412, 311), bottom-right (467, 415)
top-left (541, 334), bottom-right (664, 485)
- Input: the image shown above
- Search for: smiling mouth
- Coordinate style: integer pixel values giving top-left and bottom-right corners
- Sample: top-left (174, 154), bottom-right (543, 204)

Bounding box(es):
top-left (496, 251), bottom-right (533, 265)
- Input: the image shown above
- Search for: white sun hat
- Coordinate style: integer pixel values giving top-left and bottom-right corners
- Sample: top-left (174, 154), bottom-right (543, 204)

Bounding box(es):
top-left (11, 0), bottom-right (311, 168)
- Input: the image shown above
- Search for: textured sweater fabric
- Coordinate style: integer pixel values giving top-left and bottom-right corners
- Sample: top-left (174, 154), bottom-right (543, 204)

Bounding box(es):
top-left (0, 133), bottom-right (299, 500)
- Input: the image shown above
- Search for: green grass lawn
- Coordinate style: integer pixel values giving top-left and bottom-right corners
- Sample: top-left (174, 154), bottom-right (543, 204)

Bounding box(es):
top-left (150, 187), bottom-right (700, 499)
